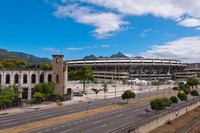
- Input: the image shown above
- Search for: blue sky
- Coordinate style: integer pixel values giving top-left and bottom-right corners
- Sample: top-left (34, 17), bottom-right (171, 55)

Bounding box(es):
top-left (0, 0), bottom-right (200, 63)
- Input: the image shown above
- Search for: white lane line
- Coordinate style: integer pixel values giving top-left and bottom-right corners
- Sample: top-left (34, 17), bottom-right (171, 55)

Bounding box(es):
top-left (60, 125), bottom-right (65, 128)
top-left (3, 121), bottom-right (18, 126)
top-left (124, 116), bottom-right (132, 120)
top-left (101, 124), bottom-right (107, 128)
top-left (60, 128), bottom-right (73, 133)
top-left (45, 129), bottom-right (50, 131)
top-left (73, 122), bottom-right (77, 124)
top-left (41, 115), bottom-right (52, 118)
top-left (92, 120), bottom-right (102, 124)
top-left (33, 112), bottom-right (47, 116)
top-left (0, 119), bottom-right (16, 123)
top-left (116, 114), bottom-right (123, 117)
top-left (67, 123), bottom-right (71, 126)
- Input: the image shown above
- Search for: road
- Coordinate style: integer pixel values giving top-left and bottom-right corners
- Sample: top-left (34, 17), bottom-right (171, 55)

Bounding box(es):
top-left (25, 92), bottom-right (199, 133)
top-left (0, 87), bottom-right (173, 130)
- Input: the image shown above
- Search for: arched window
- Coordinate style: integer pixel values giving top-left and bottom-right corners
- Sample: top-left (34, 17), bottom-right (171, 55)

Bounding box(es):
top-left (56, 74), bottom-right (59, 83)
top-left (0, 74), bottom-right (2, 85)
top-left (48, 74), bottom-right (52, 82)
top-left (6, 74), bottom-right (10, 84)
top-left (40, 74), bottom-right (44, 83)
top-left (31, 74), bottom-right (36, 84)
top-left (14, 74), bottom-right (19, 84)
top-left (23, 74), bottom-right (27, 84)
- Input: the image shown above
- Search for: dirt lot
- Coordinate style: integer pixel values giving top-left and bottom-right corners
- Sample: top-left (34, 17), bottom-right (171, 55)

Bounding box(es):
top-left (149, 105), bottom-right (200, 133)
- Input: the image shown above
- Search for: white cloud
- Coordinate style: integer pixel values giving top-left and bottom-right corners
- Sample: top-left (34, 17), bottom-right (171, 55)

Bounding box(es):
top-left (79, 0), bottom-right (200, 28)
top-left (141, 36), bottom-right (200, 63)
top-left (178, 18), bottom-right (200, 27)
top-left (53, 4), bottom-right (127, 38)
top-left (101, 45), bottom-right (110, 48)
top-left (43, 47), bottom-right (61, 53)
top-left (124, 54), bottom-right (134, 57)
top-left (140, 28), bottom-right (153, 37)
top-left (66, 47), bottom-right (83, 51)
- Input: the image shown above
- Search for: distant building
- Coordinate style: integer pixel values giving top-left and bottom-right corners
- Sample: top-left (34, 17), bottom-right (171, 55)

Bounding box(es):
top-left (185, 63), bottom-right (200, 77)
top-left (0, 55), bottom-right (67, 100)
top-left (66, 58), bottom-right (186, 81)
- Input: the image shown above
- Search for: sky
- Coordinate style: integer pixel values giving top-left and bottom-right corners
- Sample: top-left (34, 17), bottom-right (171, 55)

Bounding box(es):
top-left (0, 0), bottom-right (200, 63)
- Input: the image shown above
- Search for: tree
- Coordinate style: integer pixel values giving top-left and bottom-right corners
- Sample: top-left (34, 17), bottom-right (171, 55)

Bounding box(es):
top-left (2, 62), bottom-right (14, 68)
top-left (150, 98), bottom-right (166, 111)
top-left (187, 77), bottom-right (199, 89)
top-left (191, 90), bottom-right (199, 97)
top-left (69, 66), bottom-right (94, 92)
top-left (54, 92), bottom-right (63, 100)
top-left (177, 92), bottom-right (188, 103)
top-left (172, 86), bottom-right (179, 91)
top-left (121, 90), bottom-right (136, 103)
top-left (162, 97), bottom-right (172, 107)
top-left (0, 87), bottom-right (16, 113)
top-left (40, 63), bottom-right (52, 70)
top-left (33, 82), bottom-right (55, 101)
top-left (32, 92), bottom-right (45, 104)
top-left (0, 63), bottom-right (3, 68)
top-left (170, 96), bottom-right (179, 105)
top-left (91, 88), bottom-right (102, 98)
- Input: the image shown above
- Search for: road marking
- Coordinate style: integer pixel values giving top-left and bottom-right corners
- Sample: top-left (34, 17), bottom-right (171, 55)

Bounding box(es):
top-left (101, 124), bottom-right (107, 128)
top-left (67, 123), bottom-right (71, 126)
top-left (53, 127), bottom-right (58, 129)
top-left (80, 120), bottom-right (83, 122)
top-left (60, 129), bottom-right (73, 133)
top-left (60, 125), bottom-right (65, 127)
top-left (73, 122), bottom-right (77, 124)
top-left (41, 115), bottom-right (52, 118)
top-left (67, 109), bottom-right (77, 112)
top-left (3, 121), bottom-right (18, 126)
top-left (116, 114), bottom-right (124, 118)
top-left (45, 129), bottom-right (50, 131)
top-left (0, 119), bottom-right (16, 123)
top-left (124, 116), bottom-right (132, 120)
top-left (92, 120), bottom-right (102, 124)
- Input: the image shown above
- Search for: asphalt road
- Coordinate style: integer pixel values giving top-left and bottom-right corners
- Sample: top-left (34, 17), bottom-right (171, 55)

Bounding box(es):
top-left (25, 92), bottom-right (198, 133)
top-left (0, 87), bottom-right (173, 130)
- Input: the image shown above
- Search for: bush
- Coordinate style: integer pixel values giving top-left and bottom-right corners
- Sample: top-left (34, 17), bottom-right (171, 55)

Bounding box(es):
top-left (191, 90), bottom-right (199, 97)
top-left (172, 86), bottom-right (179, 91)
top-left (150, 98), bottom-right (166, 111)
top-left (177, 92), bottom-right (188, 102)
top-left (170, 96), bottom-right (179, 104)
top-left (162, 97), bottom-right (172, 107)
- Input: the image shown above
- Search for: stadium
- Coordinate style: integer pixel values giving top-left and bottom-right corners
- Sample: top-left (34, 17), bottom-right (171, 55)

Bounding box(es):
top-left (66, 56), bottom-right (186, 81)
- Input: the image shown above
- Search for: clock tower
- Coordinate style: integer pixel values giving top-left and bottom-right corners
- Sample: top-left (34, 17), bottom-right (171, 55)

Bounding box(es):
top-left (52, 55), bottom-right (67, 94)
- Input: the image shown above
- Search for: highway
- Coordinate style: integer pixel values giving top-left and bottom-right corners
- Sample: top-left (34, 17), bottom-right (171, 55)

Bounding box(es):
top-left (0, 88), bottom-right (173, 130)
top-left (25, 92), bottom-right (199, 133)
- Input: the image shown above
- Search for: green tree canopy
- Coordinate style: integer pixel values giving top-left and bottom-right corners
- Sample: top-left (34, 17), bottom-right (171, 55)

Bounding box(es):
top-left (172, 86), bottom-right (179, 91)
top-left (0, 63), bottom-right (3, 68)
top-left (162, 97), bottom-right (172, 107)
top-left (191, 90), bottom-right (199, 97)
top-left (33, 82), bottom-right (55, 101)
top-left (187, 77), bottom-right (199, 88)
top-left (32, 92), bottom-right (45, 103)
top-left (69, 66), bottom-right (94, 92)
top-left (2, 62), bottom-right (14, 68)
top-left (121, 90), bottom-right (136, 103)
top-left (170, 96), bottom-right (179, 104)
top-left (150, 98), bottom-right (166, 111)
top-left (40, 63), bottom-right (52, 70)
top-left (0, 86), bottom-right (16, 109)
top-left (177, 92), bottom-right (188, 102)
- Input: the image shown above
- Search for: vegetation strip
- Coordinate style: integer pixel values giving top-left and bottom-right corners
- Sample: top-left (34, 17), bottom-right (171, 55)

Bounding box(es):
top-left (0, 92), bottom-right (175, 133)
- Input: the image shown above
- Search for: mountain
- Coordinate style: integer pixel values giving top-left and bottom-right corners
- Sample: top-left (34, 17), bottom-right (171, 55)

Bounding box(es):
top-left (110, 52), bottom-right (128, 58)
top-left (0, 48), bottom-right (51, 63)
top-left (83, 54), bottom-right (97, 60)
top-left (83, 52), bottom-right (129, 59)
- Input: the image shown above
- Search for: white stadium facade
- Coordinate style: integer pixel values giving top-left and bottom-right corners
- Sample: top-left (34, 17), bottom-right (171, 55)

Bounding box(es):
top-left (66, 57), bottom-right (187, 81)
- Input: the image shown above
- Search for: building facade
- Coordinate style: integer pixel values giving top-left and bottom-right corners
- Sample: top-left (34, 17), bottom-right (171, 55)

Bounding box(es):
top-left (67, 58), bottom-right (186, 81)
top-left (0, 55), bottom-right (67, 100)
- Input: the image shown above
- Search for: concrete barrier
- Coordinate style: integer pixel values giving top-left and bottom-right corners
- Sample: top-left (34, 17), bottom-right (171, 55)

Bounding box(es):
top-left (110, 97), bottom-right (200, 133)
